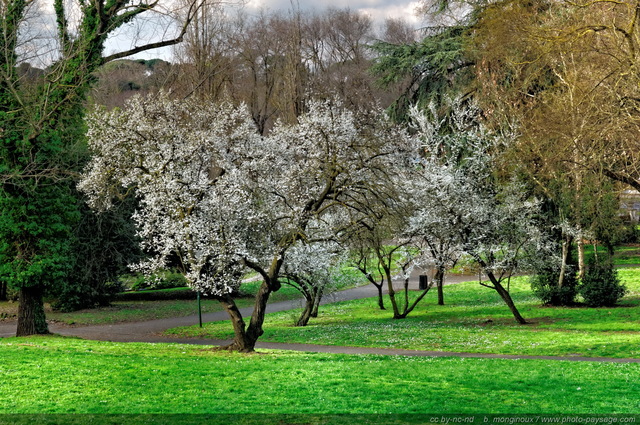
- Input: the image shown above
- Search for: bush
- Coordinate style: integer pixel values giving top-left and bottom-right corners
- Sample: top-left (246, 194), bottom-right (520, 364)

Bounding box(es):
top-left (48, 195), bottom-right (143, 312)
top-left (115, 287), bottom-right (197, 301)
top-left (614, 223), bottom-right (640, 244)
top-left (129, 271), bottom-right (188, 291)
top-left (530, 264), bottom-right (578, 306)
top-left (579, 259), bottom-right (626, 307)
top-left (50, 280), bottom-right (125, 312)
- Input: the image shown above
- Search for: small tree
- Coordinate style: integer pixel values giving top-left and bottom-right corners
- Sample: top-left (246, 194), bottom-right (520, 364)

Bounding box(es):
top-left (579, 258), bottom-right (627, 307)
top-left (530, 261), bottom-right (579, 306)
top-left (409, 100), bottom-right (552, 325)
top-left (282, 241), bottom-right (355, 326)
top-left (339, 171), bottom-right (435, 319)
top-left (348, 233), bottom-right (388, 310)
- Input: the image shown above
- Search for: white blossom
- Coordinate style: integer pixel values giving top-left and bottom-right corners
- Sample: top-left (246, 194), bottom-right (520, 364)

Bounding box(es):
top-left (79, 93), bottom-right (418, 299)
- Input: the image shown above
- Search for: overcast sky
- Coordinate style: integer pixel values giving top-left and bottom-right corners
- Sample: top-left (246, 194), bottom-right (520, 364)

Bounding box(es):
top-left (113, 0), bottom-right (427, 61)
top-left (244, 0), bottom-right (424, 26)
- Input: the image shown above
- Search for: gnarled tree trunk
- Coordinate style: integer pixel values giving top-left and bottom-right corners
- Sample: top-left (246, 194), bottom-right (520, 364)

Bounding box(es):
top-left (295, 297), bottom-right (314, 327)
top-left (217, 280), bottom-right (274, 353)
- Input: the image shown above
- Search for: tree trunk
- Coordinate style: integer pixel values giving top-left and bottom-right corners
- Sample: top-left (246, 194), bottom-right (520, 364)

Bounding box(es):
top-left (577, 238), bottom-right (585, 280)
top-left (217, 295), bottom-right (251, 352)
top-left (558, 235), bottom-right (572, 288)
top-left (217, 279), bottom-right (273, 352)
top-left (435, 268), bottom-right (445, 306)
top-left (486, 271), bottom-right (527, 325)
top-left (295, 297), bottom-right (314, 327)
top-left (311, 286), bottom-right (323, 318)
top-left (0, 282), bottom-right (7, 301)
top-left (243, 280), bottom-right (273, 351)
top-left (395, 280), bottom-right (432, 319)
top-left (16, 285), bottom-right (49, 336)
top-left (385, 267), bottom-right (402, 319)
top-left (375, 282), bottom-right (385, 310)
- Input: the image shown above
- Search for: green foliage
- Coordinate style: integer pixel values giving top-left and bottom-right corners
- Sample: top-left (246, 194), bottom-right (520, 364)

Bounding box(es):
top-left (579, 259), bottom-right (626, 307)
top-left (0, 183), bottom-right (79, 291)
top-left (50, 280), bottom-right (125, 312)
top-left (614, 223), bottom-right (640, 244)
top-left (530, 263), bottom-right (578, 306)
top-left (129, 270), bottom-right (188, 291)
top-left (48, 195), bottom-right (142, 312)
top-left (370, 25), bottom-right (472, 122)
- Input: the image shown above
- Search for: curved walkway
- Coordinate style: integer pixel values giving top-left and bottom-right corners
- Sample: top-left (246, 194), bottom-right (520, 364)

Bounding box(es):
top-left (2, 272), bottom-right (640, 363)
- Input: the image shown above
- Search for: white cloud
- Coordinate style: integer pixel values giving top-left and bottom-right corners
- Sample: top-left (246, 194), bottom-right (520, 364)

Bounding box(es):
top-left (359, 1), bottom-right (423, 27)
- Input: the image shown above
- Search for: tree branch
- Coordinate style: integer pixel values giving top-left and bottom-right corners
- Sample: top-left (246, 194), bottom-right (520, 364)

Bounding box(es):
top-left (103, 0), bottom-right (204, 63)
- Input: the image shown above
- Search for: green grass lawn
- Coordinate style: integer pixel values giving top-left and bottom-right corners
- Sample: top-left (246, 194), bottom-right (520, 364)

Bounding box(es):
top-left (584, 243), bottom-right (640, 265)
top-left (165, 268), bottom-right (640, 359)
top-left (1, 336), bottom-right (640, 415)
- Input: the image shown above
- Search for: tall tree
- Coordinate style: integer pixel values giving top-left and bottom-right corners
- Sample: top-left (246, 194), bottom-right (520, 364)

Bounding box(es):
top-left (469, 0), bottom-right (639, 280)
top-left (0, 0), bottom-right (206, 336)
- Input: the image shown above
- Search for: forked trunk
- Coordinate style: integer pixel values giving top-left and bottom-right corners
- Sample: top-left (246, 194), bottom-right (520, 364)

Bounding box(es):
top-left (217, 280), bottom-right (273, 352)
top-left (16, 285), bottom-right (49, 336)
top-left (217, 295), bottom-right (252, 352)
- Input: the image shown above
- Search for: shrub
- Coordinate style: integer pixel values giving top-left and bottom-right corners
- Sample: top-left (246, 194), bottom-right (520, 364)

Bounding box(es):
top-left (579, 259), bottom-right (626, 307)
top-left (48, 195), bottom-right (143, 312)
top-left (114, 285), bottom-right (251, 301)
top-left (530, 264), bottom-right (578, 306)
top-left (50, 280), bottom-right (125, 312)
top-left (129, 271), bottom-right (188, 291)
top-left (115, 287), bottom-right (197, 301)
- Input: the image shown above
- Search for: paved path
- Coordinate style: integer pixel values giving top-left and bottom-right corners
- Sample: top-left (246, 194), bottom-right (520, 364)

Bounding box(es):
top-left (2, 272), bottom-right (640, 363)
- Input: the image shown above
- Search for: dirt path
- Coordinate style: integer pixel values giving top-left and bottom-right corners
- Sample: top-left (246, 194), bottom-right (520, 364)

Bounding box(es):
top-left (2, 272), bottom-right (640, 363)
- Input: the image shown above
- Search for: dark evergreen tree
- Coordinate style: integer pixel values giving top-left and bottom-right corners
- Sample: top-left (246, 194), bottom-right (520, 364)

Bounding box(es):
top-left (0, 0), bottom-right (204, 335)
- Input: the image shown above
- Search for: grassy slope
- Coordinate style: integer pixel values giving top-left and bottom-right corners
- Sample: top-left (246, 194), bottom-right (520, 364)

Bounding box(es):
top-left (1, 336), bottom-right (640, 414)
top-left (165, 269), bottom-right (640, 358)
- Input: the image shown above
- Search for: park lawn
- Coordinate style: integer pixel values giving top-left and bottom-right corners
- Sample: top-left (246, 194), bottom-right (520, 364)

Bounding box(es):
top-left (1, 336), bottom-right (640, 415)
top-left (584, 243), bottom-right (640, 265)
top-left (0, 281), bottom-right (304, 326)
top-left (165, 268), bottom-right (640, 359)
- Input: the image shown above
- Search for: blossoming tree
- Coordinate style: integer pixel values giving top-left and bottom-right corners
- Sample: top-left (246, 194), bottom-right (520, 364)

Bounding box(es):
top-left (80, 93), bottom-right (416, 351)
top-left (408, 101), bottom-right (550, 324)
